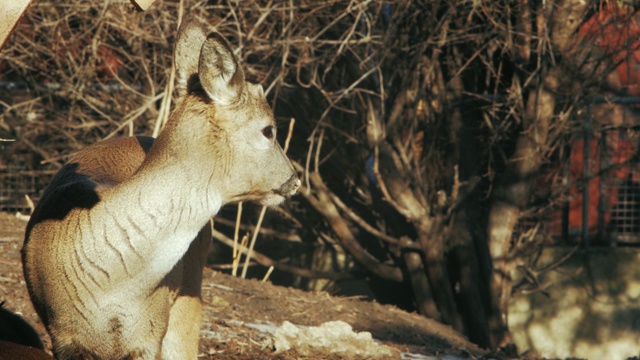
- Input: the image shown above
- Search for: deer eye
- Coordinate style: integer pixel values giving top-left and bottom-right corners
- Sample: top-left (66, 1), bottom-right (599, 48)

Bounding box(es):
top-left (262, 125), bottom-right (275, 140)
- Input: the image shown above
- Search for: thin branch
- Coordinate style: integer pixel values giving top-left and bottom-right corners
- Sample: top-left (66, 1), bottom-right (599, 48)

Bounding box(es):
top-left (241, 206), bottom-right (267, 279)
top-left (232, 202), bottom-right (243, 277)
top-left (304, 171), bottom-right (404, 282)
top-left (213, 229), bottom-right (354, 280)
top-left (327, 191), bottom-right (420, 250)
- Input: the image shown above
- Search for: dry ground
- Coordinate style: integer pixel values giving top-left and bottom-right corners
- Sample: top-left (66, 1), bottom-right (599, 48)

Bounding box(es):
top-left (0, 212), bottom-right (488, 359)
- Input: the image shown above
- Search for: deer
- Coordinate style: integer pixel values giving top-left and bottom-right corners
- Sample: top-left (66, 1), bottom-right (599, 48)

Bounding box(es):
top-left (21, 16), bottom-right (300, 360)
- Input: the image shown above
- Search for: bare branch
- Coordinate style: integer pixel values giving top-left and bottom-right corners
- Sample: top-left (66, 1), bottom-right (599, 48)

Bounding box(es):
top-left (213, 228), bottom-right (353, 281)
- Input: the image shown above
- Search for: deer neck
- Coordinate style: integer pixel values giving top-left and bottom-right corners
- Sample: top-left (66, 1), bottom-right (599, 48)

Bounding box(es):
top-left (95, 104), bottom-right (225, 285)
top-left (137, 97), bottom-right (226, 214)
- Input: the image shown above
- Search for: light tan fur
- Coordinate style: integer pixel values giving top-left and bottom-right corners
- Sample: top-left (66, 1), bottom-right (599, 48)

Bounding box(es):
top-left (22, 17), bottom-right (299, 360)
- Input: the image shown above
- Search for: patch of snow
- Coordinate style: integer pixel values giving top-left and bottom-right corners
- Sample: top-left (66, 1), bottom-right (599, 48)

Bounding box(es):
top-left (239, 320), bottom-right (475, 359)
top-left (273, 320), bottom-right (394, 358)
top-left (400, 353), bottom-right (474, 360)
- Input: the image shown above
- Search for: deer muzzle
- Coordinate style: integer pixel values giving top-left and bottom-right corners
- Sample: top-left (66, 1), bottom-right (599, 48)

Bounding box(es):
top-left (277, 174), bottom-right (301, 197)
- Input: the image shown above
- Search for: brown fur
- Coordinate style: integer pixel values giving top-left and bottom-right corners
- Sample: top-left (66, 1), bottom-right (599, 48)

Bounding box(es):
top-left (0, 302), bottom-right (52, 359)
top-left (0, 342), bottom-right (53, 360)
top-left (0, 302), bottom-right (44, 350)
top-left (22, 17), bottom-right (299, 360)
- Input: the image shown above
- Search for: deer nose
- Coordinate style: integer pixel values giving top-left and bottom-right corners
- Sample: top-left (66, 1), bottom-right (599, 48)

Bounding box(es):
top-left (279, 175), bottom-right (301, 197)
top-left (292, 177), bottom-right (301, 195)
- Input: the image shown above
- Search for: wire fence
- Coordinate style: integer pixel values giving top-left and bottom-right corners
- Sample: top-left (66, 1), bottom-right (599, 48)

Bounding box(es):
top-left (519, 97), bottom-right (640, 247)
top-left (4, 96), bottom-right (640, 248)
top-left (0, 154), bottom-right (55, 213)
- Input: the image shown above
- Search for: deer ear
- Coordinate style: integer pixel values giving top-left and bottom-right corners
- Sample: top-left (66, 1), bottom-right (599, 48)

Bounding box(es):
top-left (198, 32), bottom-right (245, 106)
top-left (174, 16), bottom-right (207, 97)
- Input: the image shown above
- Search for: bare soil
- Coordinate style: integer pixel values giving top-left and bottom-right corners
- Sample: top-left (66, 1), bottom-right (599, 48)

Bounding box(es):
top-left (0, 212), bottom-right (487, 359)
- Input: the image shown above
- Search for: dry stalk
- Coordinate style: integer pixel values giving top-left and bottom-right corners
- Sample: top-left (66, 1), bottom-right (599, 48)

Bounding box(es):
top-left (284, 118), bottom-right (295, 153)
top-left (215, 216), bottom-right (301, 242)
top-left (232, 232), bottom-right (249, 277)
top-left (231, 201), bottom-right (243, 277)
top-left (213, 228), bottom-right (352, 280)
top-left (314, 127), bottom-right (324, 173)
top-left (303, 130), bottom-right (315, 195)
top-left (241, 195), bottom-right (267, 279)
top-left (153, 0), bottom-right (183, 136)
top-left (261, 266), bottom-right (275, 283)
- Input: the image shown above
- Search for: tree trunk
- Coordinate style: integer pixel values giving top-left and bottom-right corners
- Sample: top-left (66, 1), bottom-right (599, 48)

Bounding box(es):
top-left (484, 0), bottom-right (588, 349)
top-left (403, 249), bottom-right (441, 321)
top-left (418, 221), bottom-right (465, 333)
top-left (486, 68), bottom-right (558, 348)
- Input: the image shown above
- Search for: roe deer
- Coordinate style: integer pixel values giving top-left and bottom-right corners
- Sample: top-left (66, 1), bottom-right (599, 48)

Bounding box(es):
top-left (22, 17), bottom-right (300, 359)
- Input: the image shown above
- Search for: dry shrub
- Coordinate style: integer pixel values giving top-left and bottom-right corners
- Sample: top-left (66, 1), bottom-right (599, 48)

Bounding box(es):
top-left (1, 1), bottom-right (388, 162)
top-left (0, 0), bottom-right (397, 248)
top-left (0, 0), bottom-right (397, 280)
top-left (2, 0), bottom-right (626, 349)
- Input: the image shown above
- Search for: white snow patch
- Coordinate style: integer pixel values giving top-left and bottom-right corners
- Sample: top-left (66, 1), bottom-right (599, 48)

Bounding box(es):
top-left (238, 320), bottom-right (475, 359)
top-left (273, 320), bottom-right (394, 358)
top-left (401, 353), bottom-right (475, 360)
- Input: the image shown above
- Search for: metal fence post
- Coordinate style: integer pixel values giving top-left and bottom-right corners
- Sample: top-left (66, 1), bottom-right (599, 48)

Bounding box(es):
top-left (581, 104), bottom-right (592, 249)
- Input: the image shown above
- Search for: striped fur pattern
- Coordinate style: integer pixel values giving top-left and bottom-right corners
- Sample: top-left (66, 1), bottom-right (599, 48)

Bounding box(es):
top-left (22, 16), bottom-right (300, 360)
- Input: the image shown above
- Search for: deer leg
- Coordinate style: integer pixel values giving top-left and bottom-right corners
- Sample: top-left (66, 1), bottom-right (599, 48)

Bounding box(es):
top-left (161, 223), bottom-right (211, 359)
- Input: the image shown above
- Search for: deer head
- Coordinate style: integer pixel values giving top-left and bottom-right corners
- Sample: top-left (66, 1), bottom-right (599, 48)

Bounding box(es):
top-left (159, 17), bottom-right (300, 208)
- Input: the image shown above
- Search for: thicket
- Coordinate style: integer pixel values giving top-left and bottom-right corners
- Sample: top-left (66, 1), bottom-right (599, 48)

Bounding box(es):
top-left (1, 0), bottom-right (633, 351)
